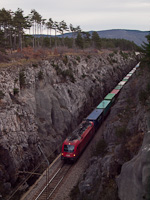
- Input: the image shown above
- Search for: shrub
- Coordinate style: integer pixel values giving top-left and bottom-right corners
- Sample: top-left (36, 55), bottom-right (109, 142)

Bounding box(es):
top-left (100, 179), bottom-right (118, 200)
top-left (13, 88), bottom-right (19, 95)
top-left (62, 69), bottom-right (75, 83)
top-left (82, 73), bottom-right (86, 78)
top-left (19, 71), bottom-right (26, 88)
top-left (92, 139), bottom-right (107, 156)
top-left (38, 70), bottom-right (44, 80)
top-left (32, 63), bottom-right (38, 68)
top-left (120, 51), bottom-right (128, 59)
top-left (0, 90), bottom-right (5, 99)
top-left (109, 53), bottom-right (114, 57)
top-left (62, 55), bottom-right (68, 65)
top-left (76, 56), bottom-right (80, 62)
top-left (70, 182), bottom-right (80, 200)
top-left (139, 89), bottom-right (148, 105)
top-left (68, 62), bottom-right (72, 67)
top-left (87, 55), bottom-right (91, 59)
top-left (115, 126), bottom-right (126, 138)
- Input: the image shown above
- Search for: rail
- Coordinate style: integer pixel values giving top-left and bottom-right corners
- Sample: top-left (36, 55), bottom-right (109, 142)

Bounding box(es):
top-left (34, 163), bottom-right (71, 200)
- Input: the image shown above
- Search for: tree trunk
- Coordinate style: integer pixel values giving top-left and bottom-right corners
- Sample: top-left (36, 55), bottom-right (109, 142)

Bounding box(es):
top-left (55, 28), bottom-right (57, 47)
top-left (19, 30), bottom-right (22, 51)
top-left (50, 29), bottom-right (52, 48)
top-left (9, 32), bottom-right (13, 53)
top-left (13, 32), bottom-right (16, 50)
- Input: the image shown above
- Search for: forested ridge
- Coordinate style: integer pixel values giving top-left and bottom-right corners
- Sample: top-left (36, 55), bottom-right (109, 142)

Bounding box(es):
top-left (0, 7), bottom-right (140, 58)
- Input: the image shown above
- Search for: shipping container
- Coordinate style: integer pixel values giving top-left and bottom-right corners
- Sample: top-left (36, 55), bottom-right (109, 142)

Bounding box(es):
top-left (111, 89), bottom-right (120, 95)
top-left (86, 108), bottom-right (103, 129)
top-left (104, 93), bottom-right (116, 104)
top-left (123, 76), bottom-right (130, 80)
top-left (126, 73), bottom-right (132, 77)
top-left (122, 78), bottom-right (128, 82)
top-left (115, 85), bottom-right (123, 90)
top-left (118, 81), bottom-right (126, 86)
top-left (97, 100), bottom-right (111, 117)
top-left (128, 71), bottom-right (134, 74)
top-left (130, 68), bottom-right (136, 73)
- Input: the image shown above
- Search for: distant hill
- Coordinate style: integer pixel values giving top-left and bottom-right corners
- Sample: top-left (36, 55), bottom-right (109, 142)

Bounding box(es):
top-left (63, 29), bottom-right (149, 47)
top-left (94, 29), bottom-right (149, 46)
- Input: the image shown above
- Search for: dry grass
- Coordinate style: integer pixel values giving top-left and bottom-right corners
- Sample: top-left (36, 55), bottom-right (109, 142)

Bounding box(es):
top-left (126, 132), bottom-right (144, 155)
top-left (0, 47), bottom-right (113, 69)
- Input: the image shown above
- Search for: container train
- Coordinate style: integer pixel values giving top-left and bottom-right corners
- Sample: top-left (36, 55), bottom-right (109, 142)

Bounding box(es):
top-left (61, 62), bottom-right (140, 162)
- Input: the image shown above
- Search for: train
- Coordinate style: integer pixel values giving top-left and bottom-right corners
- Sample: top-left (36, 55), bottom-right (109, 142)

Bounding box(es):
top-left (61, 62), bottom-right (140, 162)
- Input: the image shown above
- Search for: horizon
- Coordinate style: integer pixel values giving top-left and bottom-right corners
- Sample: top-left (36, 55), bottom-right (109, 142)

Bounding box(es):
top-left (1, 0), bottom-right (150, 33)
top-left (25, 29), bottom-right (149, 36)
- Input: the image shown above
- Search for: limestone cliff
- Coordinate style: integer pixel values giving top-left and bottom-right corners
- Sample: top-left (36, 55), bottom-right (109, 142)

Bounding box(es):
top-left (73, 61), bottom-right (150, 200)
top-left (0, 51), bottom-right (137, 196)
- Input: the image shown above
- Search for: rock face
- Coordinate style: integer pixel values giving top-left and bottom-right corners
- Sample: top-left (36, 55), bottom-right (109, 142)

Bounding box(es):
top-left (0, 52), bottom-right (137, 195)
top-left (117, 130), bottom-right (150, 200)
top-left (74, 62), bottom-right (150, 200)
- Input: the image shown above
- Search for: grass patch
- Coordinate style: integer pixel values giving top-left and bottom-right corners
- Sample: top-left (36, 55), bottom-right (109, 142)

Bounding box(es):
top-left (92, 139), bottom-right (107, 157)
top-left (115, 126), bottom-right (126, 138)
top-left (100, 179), bottom-right (119, 200)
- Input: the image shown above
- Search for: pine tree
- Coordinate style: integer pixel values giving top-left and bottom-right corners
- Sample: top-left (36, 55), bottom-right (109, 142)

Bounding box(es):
top-left (142, 33), bottom-right (150, 63)
top-left (92, 31), bottom-right (101, 49)
top-left (46, 18), bottom-right (53, 47)
top-left (58, 20), bottom-right (68, 46)
top-left (0, 8), bottom-right (12, 49)
top-left (13, 8), bottom-right (30, 50)
top-left (75, 32), bottom-right (84, 49)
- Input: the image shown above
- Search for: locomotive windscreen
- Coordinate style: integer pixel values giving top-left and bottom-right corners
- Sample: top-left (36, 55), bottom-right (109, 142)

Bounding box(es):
top-left (64, 145), bottom-right (74, 152)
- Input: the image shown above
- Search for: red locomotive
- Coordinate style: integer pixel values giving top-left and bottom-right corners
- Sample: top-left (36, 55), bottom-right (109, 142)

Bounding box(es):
top-left (61, 121), bottom-right (95, 162)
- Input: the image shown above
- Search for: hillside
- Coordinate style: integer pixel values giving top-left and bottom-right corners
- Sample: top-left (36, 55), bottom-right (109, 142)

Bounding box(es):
top-left (60, 29), bottom-right (148, 47)
top-left (96, 29), bottom-right (149, 47)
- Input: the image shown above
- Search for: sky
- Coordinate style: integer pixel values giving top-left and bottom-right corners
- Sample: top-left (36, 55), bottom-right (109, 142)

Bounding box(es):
top-left (1, 0), bottom-right (150, 33)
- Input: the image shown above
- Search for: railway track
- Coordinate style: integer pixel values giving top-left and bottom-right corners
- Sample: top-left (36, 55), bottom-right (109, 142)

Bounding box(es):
top-left (34, 162), bottom-right (72, 200)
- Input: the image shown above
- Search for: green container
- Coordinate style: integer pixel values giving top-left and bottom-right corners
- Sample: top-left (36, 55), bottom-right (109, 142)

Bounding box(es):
top-left (97, 100), bottom-right (111, 117)
top-left (104, 93), bottom-right (115, 100)
top-left (104, 93), bottom-right (116, 104)
top-left (122, 79), bottom-right (128, 82)
top-left (115, 85), bottom-right (122, 90)
top-left (97, 100), bottom-right (111, 109)
top-left (124, 76), bottom-right (129, 80)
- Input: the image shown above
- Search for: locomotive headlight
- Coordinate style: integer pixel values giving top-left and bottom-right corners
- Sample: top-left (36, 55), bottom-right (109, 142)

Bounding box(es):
top-left (73, 154), bottom-right (76, 157)
top-left (62, 153), bottom-right (64, 156)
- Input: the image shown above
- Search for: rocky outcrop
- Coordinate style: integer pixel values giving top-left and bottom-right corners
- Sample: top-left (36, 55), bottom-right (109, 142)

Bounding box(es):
top-left (74, 62), bottom-right (150, 200)
top-left (117, 111), bottom-right (150, 200)
top-left (0, 51), bottom-right (137, 196)
top-left (117, 129), bottom-right (150, 200)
